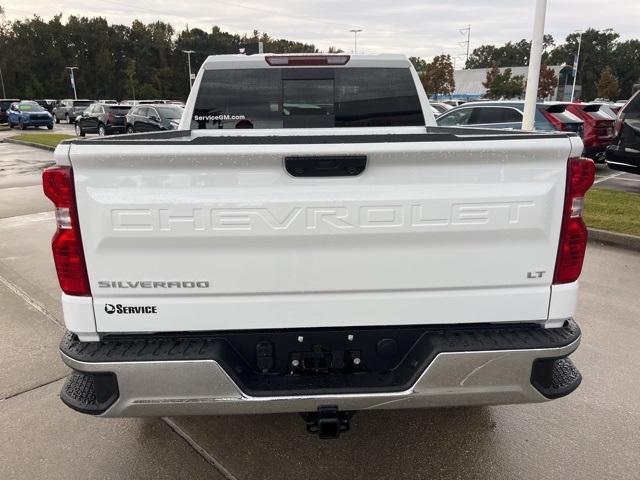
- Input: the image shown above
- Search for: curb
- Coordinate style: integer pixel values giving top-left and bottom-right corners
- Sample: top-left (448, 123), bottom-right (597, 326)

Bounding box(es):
top-left (588, 228), bottom-right (640, 252)
top-left (2, 137), bottom-right (56, 151)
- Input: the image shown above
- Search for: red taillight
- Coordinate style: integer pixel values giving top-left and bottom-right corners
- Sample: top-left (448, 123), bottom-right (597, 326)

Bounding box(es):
top-left (106, 112), bottom-right (113, 124)
top-left (593, 120), bottom-right (614, 138)
top-left (553, 157), bottom-right (595, 284)
top-left (42, 166), bottom-right (90, 296)
top-left (265, 55), bottom-right (350, 66)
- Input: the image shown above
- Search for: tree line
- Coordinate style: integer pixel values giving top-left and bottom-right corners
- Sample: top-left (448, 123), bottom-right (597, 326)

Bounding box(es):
top-left (465, 28), bottom-right (640, 100)
top-left (1, 10), bottom-right (637, 103)
top-left (410, 28), bottom-right (639, 101)
top-left (0, 13), bottom-right (317, 100)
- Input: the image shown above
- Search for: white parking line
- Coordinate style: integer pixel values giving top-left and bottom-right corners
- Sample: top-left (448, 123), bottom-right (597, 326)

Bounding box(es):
top-left (617, 177), bottom-right (640, 182)
top-left (594, 172), bottom-right (624, 184)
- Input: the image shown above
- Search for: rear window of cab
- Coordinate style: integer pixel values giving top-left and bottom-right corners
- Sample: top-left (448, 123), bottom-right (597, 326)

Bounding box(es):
top-left (192, 67), bottom-right (424, 129)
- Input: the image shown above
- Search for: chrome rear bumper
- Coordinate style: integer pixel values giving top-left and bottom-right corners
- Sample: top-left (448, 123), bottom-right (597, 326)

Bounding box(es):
top-left (60, 336), bottom-right (580, 417)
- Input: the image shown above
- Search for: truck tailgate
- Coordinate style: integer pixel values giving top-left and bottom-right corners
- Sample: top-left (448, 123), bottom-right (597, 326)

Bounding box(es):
top-left (69, 133), bottom-right (572, 333)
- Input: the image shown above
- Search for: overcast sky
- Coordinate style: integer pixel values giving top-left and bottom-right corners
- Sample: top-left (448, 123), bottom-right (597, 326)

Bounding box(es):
top-left (2, 0), bottom-right (639, 62)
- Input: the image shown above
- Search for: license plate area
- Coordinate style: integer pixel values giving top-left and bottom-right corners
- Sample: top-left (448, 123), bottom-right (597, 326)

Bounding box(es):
top-left (290, 345), bottom-right (365, 375)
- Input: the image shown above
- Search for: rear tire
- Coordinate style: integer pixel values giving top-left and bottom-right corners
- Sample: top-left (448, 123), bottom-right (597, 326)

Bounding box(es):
top-left (55, 116), bottom-right (60, 124)
top-left (47, 125), bottom-right (53, 130)
top-left (98, 124), bottom-right (106, 136)
top-left (75, 123), bottom-right (85, 137)
top-left (126, 125), bottom-right (134, 134)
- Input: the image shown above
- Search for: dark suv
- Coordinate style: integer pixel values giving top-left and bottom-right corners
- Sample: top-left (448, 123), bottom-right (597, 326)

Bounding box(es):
top-left (606, 90), bottom-right (640, 175)
top-left (35, 99), bottom-right (57, 113)
top-left (125, 104), bottom-right (184, 133)
top-left (75, 103), bottom-right (131, 136)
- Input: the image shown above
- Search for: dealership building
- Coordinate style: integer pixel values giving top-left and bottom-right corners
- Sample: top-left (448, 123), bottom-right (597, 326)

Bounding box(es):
top-left (449, 64), bottom-right (578, 101)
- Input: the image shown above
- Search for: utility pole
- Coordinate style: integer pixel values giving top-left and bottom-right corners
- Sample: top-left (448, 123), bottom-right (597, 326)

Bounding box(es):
top-left (66, 67), bottom-right (78, 100)
top-left (349, 29), bottom-right (362, 54)
top-left (571, 32), bottom-right (583, 102)
top-left (182, 50), bottom-right (195, 89)
top-left (459, 25), bottom-right (471, 65)
top-left (0, 65), bottom-right (6, 98)
top-left (522, 0), bottom-right (548, 131)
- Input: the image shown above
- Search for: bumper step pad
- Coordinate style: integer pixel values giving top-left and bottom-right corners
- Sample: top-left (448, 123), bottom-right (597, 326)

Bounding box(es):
top-left (531, 357), bottom-right (582, 399)
top-left (60, 371), bottom-right (119, 415)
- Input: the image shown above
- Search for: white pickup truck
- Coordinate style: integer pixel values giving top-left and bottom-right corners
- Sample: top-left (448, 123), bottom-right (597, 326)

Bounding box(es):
top-left (45, 54), bottom-right (594, 438)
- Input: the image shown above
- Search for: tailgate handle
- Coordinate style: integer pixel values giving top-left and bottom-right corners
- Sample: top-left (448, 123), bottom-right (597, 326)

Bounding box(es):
top-left (285, 156), bottom-right (367, 177)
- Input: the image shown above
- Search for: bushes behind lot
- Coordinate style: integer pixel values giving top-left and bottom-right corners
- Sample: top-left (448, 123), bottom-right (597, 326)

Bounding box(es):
top-left (585, 188), bottom-right (640, 237)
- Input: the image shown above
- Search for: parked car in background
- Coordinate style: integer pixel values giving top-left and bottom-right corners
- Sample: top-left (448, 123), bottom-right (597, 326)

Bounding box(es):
top-left (429, 105), bottom-right (442, 117)
top-left (606, 90), bottom-right (640, 175)
top-left (53, 99), bottom-right (94, 123)
top-left (7, 100), bottom-right (54, 130)
top-left (35, 99), bottom-right (57, 113)
top-left (137, 99), bottom-right (180, 105)
top-left (430, 102), bottom-right (453, 114)
top-left (75, 103), bottom-right (131, 136)
top-left (594, 103), bottom-right (618, 120)
top-left (125, 103), bottom-right (184, 133)
top-left (436, 101), bottom-right (584, 134)
top-left (120, 99), bottom-right (185, 107)
top-left (0, 98), bottom-right (20, 123)
top-left (99, 99), bottom-right (118, 104)
top-left (559, 103), bottom-right (615, 162)
top-left (442, 99), bottom-right (468, 107)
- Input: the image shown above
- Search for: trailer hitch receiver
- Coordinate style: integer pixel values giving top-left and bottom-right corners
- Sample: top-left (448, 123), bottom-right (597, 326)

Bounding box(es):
top-left (303, 406), bottom-right (352, 439)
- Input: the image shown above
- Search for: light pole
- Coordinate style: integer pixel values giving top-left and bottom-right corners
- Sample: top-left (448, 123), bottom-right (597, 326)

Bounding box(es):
top-left (459, 25), bottom-right (471, 64)
top-left (522, 0), bottom-right (547, 131)
top-left (349, 29), bottom-right (362, 54)
top-left (182, 50), bottom-right (195, 89)
top-left (571, 32), bottom-right (583, 102)
top-left (66, 66), bottom-right (78, 100)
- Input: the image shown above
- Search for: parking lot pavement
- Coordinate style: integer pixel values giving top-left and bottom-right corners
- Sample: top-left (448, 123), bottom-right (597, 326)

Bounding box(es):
top-left (0, 279), bottom-right (67, 399)
top-left (0, 144), bottom-right (639, 480)
top-left (0, 141), bottom-right (54, 183)
top-left (594, 163), bottom-right (640, 194)
top-left (0, 186), bottom-right (225, 480)
top-left (0, 380), bottom-right (223, 480)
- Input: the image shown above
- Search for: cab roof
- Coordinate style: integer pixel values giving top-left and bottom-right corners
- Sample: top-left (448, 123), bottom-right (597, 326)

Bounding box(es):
top-left (201, 54), bottom-right (411, 70)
